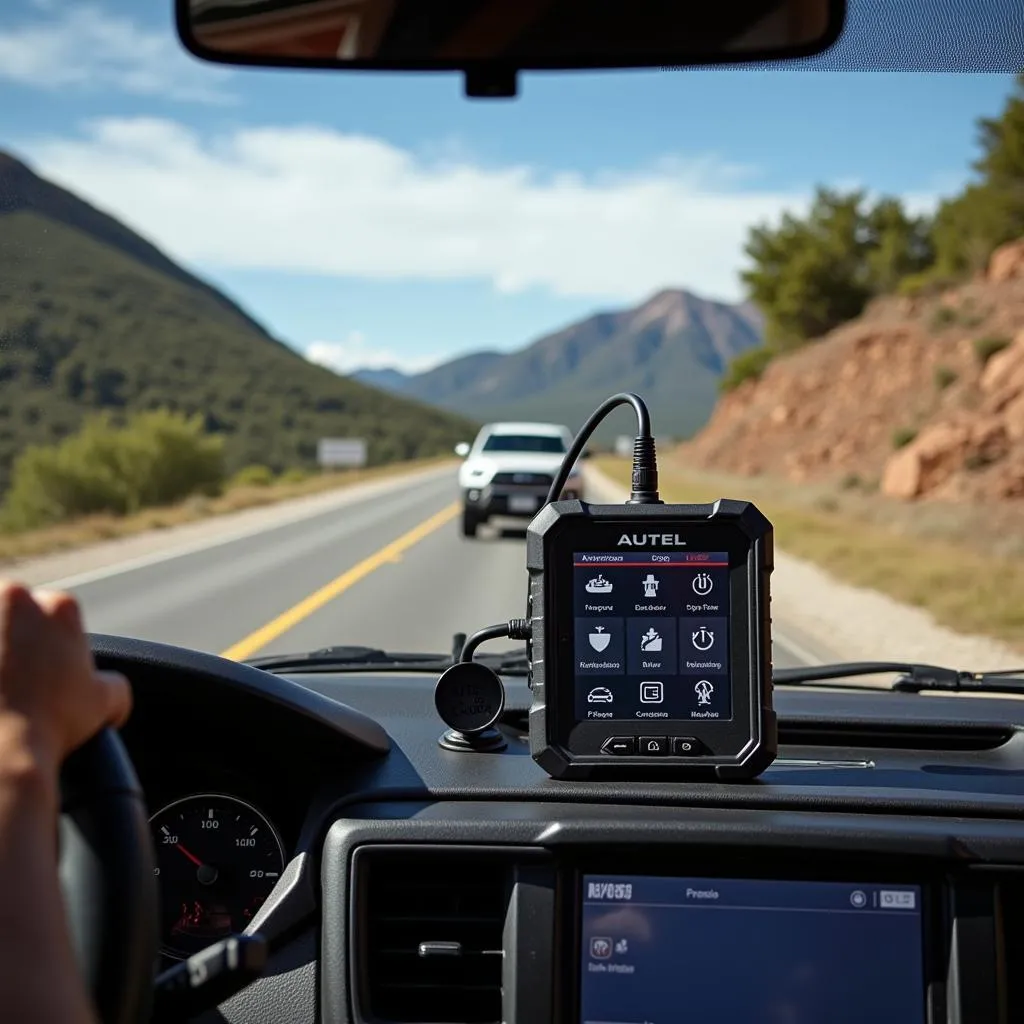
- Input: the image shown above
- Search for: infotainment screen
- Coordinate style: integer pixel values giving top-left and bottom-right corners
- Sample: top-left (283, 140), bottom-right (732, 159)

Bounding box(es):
top-left (580, 874), bottom-right (925, 1024)
top-left (574, 551), bottom-right (731, 729)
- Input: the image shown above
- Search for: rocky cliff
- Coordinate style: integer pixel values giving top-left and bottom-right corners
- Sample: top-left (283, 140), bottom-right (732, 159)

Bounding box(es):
top-left (679, 239), bottom-right (1024, 502)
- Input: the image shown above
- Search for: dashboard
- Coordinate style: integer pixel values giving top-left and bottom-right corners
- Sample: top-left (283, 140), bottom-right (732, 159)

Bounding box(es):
top-left (94, 634), bottom-right (1024, 1024)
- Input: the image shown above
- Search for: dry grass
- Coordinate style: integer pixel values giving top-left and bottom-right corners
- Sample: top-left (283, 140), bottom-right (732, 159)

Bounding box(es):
top-left (0, 457), bottom-right (453, 565)
top-left (596, 457), bottom-right (1024, 649)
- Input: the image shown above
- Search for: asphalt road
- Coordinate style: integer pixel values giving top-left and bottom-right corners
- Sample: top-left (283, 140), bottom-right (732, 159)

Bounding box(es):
top-left (58, 467), bottom-right (816, 668)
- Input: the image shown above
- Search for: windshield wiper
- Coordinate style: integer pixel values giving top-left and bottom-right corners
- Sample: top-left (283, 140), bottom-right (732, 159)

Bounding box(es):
top-left (247, 648), bottom-right (1024, 690)
top-left (243, 642), bottom-right (532, 676)
top-left (244, 645), bottom-right (450, 673)
top-left (775, 661), bottom-right (1024, 694)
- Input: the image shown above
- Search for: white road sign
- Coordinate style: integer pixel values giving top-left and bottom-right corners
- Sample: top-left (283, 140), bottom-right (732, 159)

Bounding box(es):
top-left (317, 438), bottom-right (368, 468)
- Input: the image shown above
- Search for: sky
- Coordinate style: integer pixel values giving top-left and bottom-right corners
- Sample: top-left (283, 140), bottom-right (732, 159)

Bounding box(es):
top-left (0, 1), bottom-right (1018, 375)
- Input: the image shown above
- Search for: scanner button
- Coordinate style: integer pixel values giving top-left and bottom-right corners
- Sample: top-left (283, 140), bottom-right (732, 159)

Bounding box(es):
top-left (601, 736), bottom-right (636, 756)
top-left (638, 736), bottom-right (669, 756)
top-left (672, 736), bottom-right (705, 756)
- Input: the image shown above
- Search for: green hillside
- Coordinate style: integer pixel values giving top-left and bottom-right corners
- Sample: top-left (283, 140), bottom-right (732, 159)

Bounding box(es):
top-left (0, 206), bottom-right (473, 493)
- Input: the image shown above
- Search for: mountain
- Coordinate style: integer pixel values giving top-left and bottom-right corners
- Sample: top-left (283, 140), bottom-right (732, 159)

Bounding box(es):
top-left (0, 152), bottom-right (270, 340)
top-left (351, 367), bottom-right (412, 392)
top-left (0, 151), bottom-right (473, 492)
top-left (681, 238), bottom-right (1024, 503)
top-left (352, 290), bottom-right (763, 439)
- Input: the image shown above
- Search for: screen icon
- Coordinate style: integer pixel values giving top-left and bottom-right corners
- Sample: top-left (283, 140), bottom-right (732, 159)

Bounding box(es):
top-left (694, 680), bottom-right (714, 706)
top-left (692, 572), bottom-right (714, 596)
top-left (614, 939), bottom-right (629, 954)
top-left (640, 736), bottom-right (668, 754)
top-left (641, 574), bottom-right (660, 598)
top-left (640, 681), bottom-right (663, 703)
top-left (590, 937), bottom-right (612, 959)
top-left (850, 890), bottom-right (868, 909)
top-left (587, 687), bottom-right (614, 704)
top-left (588, 626), bottom-right (611, 652)
top-left (691, 626), bottom-right (715, 651)
top-left (585, 574), bottom-right (613, 594)
top-left (639, 627), bottom-right (663, 652)
top-left (880, 890), bottom-right (916, 909)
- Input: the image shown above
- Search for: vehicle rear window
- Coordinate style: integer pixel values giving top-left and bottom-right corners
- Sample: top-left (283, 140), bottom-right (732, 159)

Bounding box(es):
top-left (481, 434), bottom-right (566, 453)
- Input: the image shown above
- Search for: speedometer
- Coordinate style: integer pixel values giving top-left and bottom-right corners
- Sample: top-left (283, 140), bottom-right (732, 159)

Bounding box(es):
top-left (149, 793), bottom-right (286, 959)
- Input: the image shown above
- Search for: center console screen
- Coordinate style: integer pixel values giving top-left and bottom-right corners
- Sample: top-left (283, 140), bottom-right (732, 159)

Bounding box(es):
top-left (580, 874), bottom-right (925, 1024)
top-left (574, 551), bottom-right (731, 728)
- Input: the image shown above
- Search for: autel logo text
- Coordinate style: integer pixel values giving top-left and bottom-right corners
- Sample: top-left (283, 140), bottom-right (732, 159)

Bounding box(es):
top-left (617, 533), bottom-right (687, 546)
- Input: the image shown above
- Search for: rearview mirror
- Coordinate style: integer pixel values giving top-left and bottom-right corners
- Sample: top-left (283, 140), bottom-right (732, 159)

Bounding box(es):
top-left (454, 442), bottom-right (471, 458)
top-left (177, 0), bottom-right (845, 97)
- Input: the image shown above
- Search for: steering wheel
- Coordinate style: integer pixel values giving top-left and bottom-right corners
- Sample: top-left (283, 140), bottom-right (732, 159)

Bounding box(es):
top-left (59, 728), bottom-right (159, 1024)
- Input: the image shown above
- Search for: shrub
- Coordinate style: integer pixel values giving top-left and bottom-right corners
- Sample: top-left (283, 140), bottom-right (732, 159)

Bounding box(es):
top-left (278, 467), bottom-right (309, 484)
top-left (892, 426), bottom-right (918, 450)
top-left (933, 365), bottom-right (958, 390)
top-left (928, 306), bottom-right (958, 331)
top-left (720, 347), bottom-right (775, 392)
top-left (126, 410), bottom-right (224, 507)
top-left (896, 270), bottom-right (959, 298)
top-left (3, 410), bottom-right (225, 530)
top-left (230, 464), bottom-right (275, 488)
top-left (973, 335), bottom-right (1011, 365)
top-left (840, 472), bottom-right (863, 491)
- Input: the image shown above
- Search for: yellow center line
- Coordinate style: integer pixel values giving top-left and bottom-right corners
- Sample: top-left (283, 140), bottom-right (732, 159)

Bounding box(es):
top-left (219, 500), bottom-right (461, 662)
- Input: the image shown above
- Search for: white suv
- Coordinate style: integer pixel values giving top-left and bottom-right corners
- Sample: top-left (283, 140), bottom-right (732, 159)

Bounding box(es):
top-left (455, 422), bottom-right (583, 537)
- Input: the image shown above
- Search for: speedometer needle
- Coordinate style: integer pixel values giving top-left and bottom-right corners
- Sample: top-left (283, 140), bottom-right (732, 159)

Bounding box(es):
top-left (176, 843), bottom-right (203, 867)
top-left (177, 843), bottom-right (219, 885)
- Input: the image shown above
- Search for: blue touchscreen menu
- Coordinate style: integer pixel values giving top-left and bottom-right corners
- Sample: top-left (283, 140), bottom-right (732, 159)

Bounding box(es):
top-left (580, 874), bottom-right (925, 1024)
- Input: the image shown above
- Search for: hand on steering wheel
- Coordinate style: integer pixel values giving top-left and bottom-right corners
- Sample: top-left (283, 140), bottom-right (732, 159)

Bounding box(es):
top-left (0, 583), bottom-right (158, 1024)
top-left (0, 584), bottom-right (131, 786)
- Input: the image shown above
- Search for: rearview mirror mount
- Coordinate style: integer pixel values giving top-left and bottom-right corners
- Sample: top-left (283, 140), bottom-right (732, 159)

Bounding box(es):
top-left (176, 0), bottom-right (845, 99)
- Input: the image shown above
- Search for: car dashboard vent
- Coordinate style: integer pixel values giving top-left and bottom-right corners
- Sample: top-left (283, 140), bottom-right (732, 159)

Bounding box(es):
top-left (499, 710), bottom-right (1013, 752)
top-left (355, 849), bottom-right (509, 1023)
top-left (779, 721), bottom-right (1013, 751)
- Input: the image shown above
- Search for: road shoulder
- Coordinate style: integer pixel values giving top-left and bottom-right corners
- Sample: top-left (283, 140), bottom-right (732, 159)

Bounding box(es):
top-left (5, 464), bottom-right (454, 588)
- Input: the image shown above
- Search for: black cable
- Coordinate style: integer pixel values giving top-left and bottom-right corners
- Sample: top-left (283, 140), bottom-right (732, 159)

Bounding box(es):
top-left (460, 619), bottom-right (531, 663)
top-left (462, 393), bottom-right (660, 670)
top-left (451, 632), bottom-right (467, 662)
top-left (545, 391), bottom-right (660, 506)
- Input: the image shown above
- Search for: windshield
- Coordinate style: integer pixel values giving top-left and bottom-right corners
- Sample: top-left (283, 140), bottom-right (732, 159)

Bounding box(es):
top-left (481, 435), bottom-right (566, 454)
top-left (0, 1), bottom-right (1021, 686)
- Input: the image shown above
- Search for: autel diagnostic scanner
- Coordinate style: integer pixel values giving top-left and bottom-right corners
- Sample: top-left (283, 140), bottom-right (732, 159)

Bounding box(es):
top-left (527, 393), bottom-right (776, 780)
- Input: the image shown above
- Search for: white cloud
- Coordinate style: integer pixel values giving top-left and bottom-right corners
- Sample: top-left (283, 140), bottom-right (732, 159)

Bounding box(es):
top-left (0, 5), bottom-right (233, 103)
top-left (23, 116), bottom-right (817, 304)
top-left (23, 117), bottom-right (939, 306)
top-left (306, 332), bottom-right (441, 374)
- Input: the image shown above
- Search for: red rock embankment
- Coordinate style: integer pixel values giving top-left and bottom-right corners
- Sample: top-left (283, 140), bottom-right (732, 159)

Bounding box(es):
top-left (680, 239), bottom-right (1024, 502)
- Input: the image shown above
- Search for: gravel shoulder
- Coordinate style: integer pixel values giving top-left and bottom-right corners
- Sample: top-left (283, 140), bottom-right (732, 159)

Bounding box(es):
top-left (585, 465), bottom-right (1022, 672)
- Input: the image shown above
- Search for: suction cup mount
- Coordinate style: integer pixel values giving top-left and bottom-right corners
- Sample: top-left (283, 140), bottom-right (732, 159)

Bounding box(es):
top-left (434, 660), bottom-right (507, 753)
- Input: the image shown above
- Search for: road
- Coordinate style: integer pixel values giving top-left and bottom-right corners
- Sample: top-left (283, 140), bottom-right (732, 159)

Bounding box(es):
top-left (52, 467), bottom-right (816, 668)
